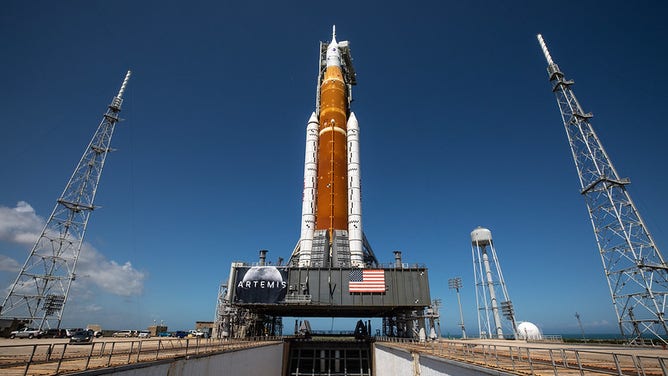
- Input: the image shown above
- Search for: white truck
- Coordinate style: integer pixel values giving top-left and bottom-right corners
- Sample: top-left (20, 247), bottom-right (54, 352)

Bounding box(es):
top-left (9, 327), bottom-right (44, 339)
top-left (188, 329), bottom-right (205, 338)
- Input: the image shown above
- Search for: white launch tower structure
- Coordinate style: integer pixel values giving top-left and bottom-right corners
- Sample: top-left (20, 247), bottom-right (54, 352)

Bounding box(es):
top-left (471, 227), bottom-right (517, 339)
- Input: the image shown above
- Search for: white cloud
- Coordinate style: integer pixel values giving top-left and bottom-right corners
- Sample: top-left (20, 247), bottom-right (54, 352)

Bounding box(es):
top-left (0, 201), bottom-right (44, 245)
top-left (0, 201), bottom-right (145, 297)
top-left (78, 303), bottom-right (103, 313)
top-left (589, 320), bottom-right (611, 327)
top-left (77, 243), bottom-right (145, 296)
top-left (0, 254), bottom-right (20, 272)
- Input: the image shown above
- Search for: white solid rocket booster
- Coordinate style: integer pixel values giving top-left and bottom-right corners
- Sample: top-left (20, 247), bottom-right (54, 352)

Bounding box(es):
top-left (347, 112), bottom-right (364, 267)
top-left (299, 112), bottom-right (319, 267)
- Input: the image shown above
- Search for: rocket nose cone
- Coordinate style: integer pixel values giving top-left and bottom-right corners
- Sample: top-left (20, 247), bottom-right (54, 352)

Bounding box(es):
top-left (308, 112), bottom-right (318, 123)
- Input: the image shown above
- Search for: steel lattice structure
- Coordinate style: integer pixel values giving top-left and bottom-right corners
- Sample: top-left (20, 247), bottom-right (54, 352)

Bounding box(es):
top-left (538, 35), bottom-right (668, 343)
top-left (0, 71), bottom-right (131, 330)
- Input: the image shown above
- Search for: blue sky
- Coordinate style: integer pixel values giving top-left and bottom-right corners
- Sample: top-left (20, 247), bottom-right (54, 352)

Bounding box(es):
top-left (1, 1), bottom-right (667, 335)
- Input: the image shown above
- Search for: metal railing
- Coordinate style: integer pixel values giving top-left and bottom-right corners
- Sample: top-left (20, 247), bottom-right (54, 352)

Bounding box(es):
top-left (283, 294), bottom-right (312, 303)
top-left (536, 334), bottom-right (564, 342)
top-left (376, 337), bottom-right (668, 376)
top-left (375, 263), bottom-right (427, 269)
top-left (0, 336), bottom-right (283, 376)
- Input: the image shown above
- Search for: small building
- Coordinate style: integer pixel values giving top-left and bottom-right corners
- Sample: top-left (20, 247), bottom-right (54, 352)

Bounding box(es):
top-left (148, 325), bottom-right (168, 336)
top-left (195, 321), bottom-right (214, 336)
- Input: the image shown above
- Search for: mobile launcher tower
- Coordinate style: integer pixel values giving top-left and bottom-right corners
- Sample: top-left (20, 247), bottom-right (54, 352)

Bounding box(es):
top-left (215, 28), bottom-right (434, 339)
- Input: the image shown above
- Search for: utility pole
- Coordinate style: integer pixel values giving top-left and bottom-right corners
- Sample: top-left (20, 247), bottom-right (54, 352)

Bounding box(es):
top-left (448, 277), bottom-right (467, 339)
top-left (0, 71), bottom-right (131, 330)
top-left (538, 34), bottom-right (668, 344)
top-left (575, 312), bottom-right (586, 341)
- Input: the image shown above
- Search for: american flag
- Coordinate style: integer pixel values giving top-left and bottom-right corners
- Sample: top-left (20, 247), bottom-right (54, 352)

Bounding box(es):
top-left (349, 269), bottom-right (386, 293)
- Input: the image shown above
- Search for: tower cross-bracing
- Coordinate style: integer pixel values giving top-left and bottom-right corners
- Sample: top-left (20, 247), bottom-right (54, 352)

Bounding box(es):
top-left (0, 71), bottom-right (131, 330)
top-left (538, 34), bottom-right (668, 344)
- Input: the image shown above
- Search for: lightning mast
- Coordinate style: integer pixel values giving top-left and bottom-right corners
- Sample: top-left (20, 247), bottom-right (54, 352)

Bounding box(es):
top-left (538, 34), bottom-right (668, 344)
top-left (0, 71), bottom-right (132, 330)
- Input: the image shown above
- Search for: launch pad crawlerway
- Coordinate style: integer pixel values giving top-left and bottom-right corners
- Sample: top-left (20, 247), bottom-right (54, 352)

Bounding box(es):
top-left (214, 27), bottom-right (437, 339)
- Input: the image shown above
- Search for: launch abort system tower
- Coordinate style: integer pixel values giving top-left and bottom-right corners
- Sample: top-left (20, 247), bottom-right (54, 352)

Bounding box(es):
top-left (215, 28), bottom-right (433, 339)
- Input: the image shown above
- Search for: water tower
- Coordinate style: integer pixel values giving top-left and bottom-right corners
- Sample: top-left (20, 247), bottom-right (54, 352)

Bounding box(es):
top-left (471, 227), bottom-right (517, 339)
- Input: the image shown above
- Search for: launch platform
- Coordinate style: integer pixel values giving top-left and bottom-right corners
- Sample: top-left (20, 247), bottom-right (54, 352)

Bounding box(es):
top-left (228, 264), bottom-right (430, 318)
top-left (214, 27), bottom-right (436, 339)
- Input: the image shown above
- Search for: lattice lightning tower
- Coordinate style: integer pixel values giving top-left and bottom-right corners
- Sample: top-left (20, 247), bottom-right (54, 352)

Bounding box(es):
top-left (537, 34), bottom-right (668, 343)
top-left (0, 71), bottom-right (131, 330)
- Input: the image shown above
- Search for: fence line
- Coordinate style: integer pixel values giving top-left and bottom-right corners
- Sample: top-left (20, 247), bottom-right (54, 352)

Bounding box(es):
top-left (0, 336), bottom-right (283, 376)
top-left (376, 337), bottom-right (668, 376)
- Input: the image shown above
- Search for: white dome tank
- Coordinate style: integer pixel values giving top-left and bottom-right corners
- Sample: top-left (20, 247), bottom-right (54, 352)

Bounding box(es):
top-left (517, 322), bottom-right (543, 340)
top-left (471, 226), bottom-right (493, 246)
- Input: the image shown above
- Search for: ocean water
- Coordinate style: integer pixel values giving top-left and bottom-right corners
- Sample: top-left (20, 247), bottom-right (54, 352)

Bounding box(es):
top-left (559, 333), bottom-right (623, 340)
top-left (442, 333), bottom-right (625, 340)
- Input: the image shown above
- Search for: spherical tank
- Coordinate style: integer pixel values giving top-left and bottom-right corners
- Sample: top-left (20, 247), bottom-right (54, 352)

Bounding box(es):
top-left (517, 322), bottom-right (543, 340)
top-left (471, 226), bottom-right (493, 246)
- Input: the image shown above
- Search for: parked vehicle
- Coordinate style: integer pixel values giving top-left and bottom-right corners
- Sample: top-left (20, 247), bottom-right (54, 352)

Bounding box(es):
top-left (158, 331), bottom-right (171, 337)
top-left (138, 330), bottom-right (151, 338)
top-left (65, 328), bottom-right (84, 338)
top-left (86, 325), bottom-right (102, 338)
top-left (69, 330), bottom-right (94, 344)
top-left (112, 330), bottom-right (132, 337)
top-left (188, 330), bottom-right (207, 338)
top-left (44, 328), bottom-right (67, 338)
top-left (172, 331), bottom-right (187, 338)
top-left (9, 328), bottom-right (44, 339)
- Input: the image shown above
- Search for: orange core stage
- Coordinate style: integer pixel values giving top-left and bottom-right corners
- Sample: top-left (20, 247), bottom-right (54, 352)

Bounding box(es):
top-left (315, 63), bottom-right (348, 235)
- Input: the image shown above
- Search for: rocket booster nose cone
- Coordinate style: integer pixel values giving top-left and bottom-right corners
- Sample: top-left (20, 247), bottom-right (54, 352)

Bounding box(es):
top-left (308, 112), bottom-right (318, 124)
top-left (347, 112), bottom-right (358, 129)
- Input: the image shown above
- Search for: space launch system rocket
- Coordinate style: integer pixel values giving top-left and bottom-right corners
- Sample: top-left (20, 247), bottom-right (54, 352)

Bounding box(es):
top-left (294, 27), bottom-right (375, 269)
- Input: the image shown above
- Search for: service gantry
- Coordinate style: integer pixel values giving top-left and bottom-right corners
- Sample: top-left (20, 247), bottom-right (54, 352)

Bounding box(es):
top-left (538, 34), bottom-right (668, 344)
top-left (0, 71), bottom-right (131, 330)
